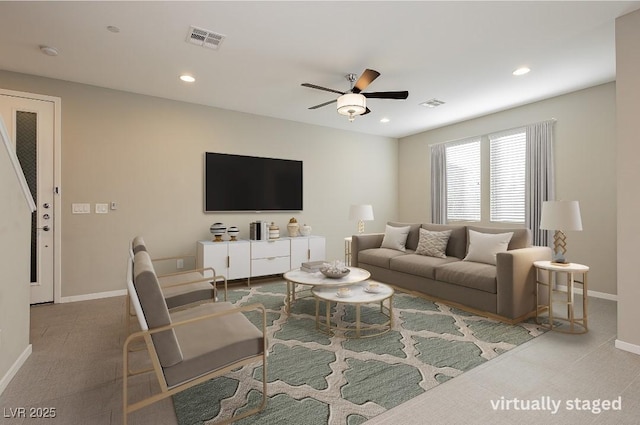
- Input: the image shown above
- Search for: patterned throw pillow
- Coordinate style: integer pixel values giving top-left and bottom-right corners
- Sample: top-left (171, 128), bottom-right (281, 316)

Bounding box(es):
top-left (415, 228), bottom-right (452, 258)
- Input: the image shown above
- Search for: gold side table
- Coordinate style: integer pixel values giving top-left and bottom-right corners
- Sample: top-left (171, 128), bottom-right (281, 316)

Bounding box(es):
top-left (534, 260), bottom-right (589, 334)
top-left (344, 236), bottom-right (352, 266)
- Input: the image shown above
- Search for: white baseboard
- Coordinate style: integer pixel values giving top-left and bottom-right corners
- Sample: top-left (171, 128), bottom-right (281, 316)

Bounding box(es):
top-left (60, 289), bottom-right (126, 303)
top-left (555, 284), bottom-right (617, 301)
top-left (615, 339), bottom-right (640, 356)
top-left (0, 344), bottom-right (32, 396)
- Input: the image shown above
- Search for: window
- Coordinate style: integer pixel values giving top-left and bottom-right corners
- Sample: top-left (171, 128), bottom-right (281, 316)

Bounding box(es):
top-left (489, 130), bottom-right (526, 223)
top-left (446, 138), bottom-right (481, 221)
top-left (441, 129), bottom-right (527, 224)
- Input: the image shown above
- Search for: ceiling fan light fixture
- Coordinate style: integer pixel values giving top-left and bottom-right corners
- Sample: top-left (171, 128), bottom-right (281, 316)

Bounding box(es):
top-left (337, 93), bottom-right (366, 121)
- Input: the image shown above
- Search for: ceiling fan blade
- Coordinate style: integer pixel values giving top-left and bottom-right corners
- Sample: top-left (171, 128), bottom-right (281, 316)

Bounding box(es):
top-left (301, 83), bottom-right (345, 95)
top-left (352, 69), bottom-right (380, 93)
top-left (363, 91), bottom-right (409, 100)
top-left (361, 107), bottom-right (371, 116)
top-left (308, 99), bottom-right (338, 110)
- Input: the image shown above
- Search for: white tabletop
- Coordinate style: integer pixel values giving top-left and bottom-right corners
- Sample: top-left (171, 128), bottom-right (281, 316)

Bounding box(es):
top-left (312, 281), bottom-right (393, 303)
top-left (283, 266), bottom-right (370, 287)
top-left (533, 260), bottom-right (589, 273)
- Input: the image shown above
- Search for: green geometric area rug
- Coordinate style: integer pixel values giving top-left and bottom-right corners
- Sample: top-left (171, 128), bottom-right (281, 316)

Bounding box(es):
top-left (173, 281), bottom-right (546, 425)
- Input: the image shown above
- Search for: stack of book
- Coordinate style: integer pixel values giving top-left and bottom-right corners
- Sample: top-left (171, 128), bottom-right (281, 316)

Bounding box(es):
top-left (301, 260), bottom-right (326, 273)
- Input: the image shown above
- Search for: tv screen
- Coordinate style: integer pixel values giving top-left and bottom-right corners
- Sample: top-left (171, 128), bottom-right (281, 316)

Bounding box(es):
top-left (204, 152), bottom-right (303, 212)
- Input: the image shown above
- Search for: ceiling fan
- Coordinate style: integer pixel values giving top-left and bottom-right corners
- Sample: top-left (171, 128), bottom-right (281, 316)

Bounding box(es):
top-left (301, 69), bottom-right (409, 122)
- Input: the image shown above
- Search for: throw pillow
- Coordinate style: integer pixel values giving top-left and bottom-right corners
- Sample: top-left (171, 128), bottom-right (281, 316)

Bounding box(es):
top-left (463, 229), bottom-right (514, 265)
top-left (415, 228), bottom-right (452, 259)
top-left (380, 225), bottom-right (411, 252)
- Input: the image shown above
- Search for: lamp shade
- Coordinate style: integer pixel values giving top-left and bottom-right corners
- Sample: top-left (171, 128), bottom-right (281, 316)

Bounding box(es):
top-left (348, 204), bottom-right (374, 221)
top-left (337, 93), bottom-right (366, 116)
top-left (539, 201), bottom-right (583, 231)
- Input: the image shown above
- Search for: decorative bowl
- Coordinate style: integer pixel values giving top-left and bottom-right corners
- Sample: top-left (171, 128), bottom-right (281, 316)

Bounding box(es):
top-left (320, 268), bottom-right (350, 279)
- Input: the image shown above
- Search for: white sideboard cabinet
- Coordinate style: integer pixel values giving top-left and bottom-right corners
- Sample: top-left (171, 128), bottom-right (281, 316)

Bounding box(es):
top-left (290, 235), bottom-right (326, 269)
top-left (197, 236), bottom-right (326, 285)
top-left (197, 240), bottom-right (251, 281)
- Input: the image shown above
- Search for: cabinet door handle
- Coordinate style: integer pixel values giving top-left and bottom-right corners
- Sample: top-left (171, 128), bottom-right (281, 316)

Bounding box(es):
top-left (308, 249), bottom-right (311, 260)
top-left (227, 256), bottom-right (230, 268)
top-left (268, 257), bottom-right (276, 260)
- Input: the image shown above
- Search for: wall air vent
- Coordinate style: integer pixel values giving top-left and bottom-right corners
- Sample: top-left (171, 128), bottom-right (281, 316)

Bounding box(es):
top-left (420, 98), bottom-right (446, 108)
top-left (186, 26), bottom-right (226, 50)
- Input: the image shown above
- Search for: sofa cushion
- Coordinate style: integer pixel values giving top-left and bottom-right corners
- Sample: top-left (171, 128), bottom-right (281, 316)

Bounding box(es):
top-left (434, 261), bottom-right (498, 294)
top-left (463, 230), bottom-right (513, 266)
top-left (358, 248), bottom-right (410, 269)
top-left (381, 225), bottom-right (411, 252)
top-left (390, 254), bottom-right (459, 279)
top-left (415, 228), bottom-right (451, 259)
top-left (387, 222), bottom-right (422, 251)
top-left (467, 226), bottom-right (531, 250)
top-left (421, 224), bottom-right (467, 259)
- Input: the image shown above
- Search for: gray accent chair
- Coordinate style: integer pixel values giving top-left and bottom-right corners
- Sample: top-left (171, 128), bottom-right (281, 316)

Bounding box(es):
top-left (126, 236), bottom-right (228, 334)
top-left (123, 250), bottom-right (267, 424)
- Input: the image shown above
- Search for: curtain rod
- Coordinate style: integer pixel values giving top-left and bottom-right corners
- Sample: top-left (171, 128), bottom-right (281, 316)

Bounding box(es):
top-left (429, 118), bottom-right (557, 147)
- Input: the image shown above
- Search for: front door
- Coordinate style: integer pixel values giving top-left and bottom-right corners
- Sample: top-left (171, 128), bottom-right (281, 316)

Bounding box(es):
top-left (0, 92), bottom-right (56, 304)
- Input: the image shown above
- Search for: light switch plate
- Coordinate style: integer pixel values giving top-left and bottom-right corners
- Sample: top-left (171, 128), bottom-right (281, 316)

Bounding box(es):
top-left (72, 203), bottom-right (90, 214)
top-left (96, 203), bottom-right (109, 214)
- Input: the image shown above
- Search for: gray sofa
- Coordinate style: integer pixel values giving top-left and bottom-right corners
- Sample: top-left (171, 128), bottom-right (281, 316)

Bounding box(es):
top-left (351, 222), bottom-right (552, 322)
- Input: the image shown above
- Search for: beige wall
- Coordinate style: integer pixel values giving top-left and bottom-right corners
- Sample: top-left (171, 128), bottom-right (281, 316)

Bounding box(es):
top-left (0, 71), bottom-right (398, 298)
top-left (616, 9), bottom-right (640, 351)
top-left (398, 83), bottom-right (617, 296)
top-left (0, 128), bottom-right (31, 388)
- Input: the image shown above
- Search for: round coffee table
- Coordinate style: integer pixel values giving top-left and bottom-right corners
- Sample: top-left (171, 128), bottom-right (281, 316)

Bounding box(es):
top-left (283, 267), bottom-right (371, 314)
top-left (312, 281), bottom-right (394, 338)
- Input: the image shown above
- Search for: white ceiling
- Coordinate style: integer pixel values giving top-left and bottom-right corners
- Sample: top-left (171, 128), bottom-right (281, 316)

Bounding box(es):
top-left (1, 1), bottom-right (638, 138)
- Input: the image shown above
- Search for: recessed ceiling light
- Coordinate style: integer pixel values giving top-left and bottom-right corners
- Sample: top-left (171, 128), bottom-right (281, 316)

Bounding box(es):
top-left (39, 45), bottom-right (58, 56)
top-left (513, 67), bottom-right (530, 76)
top-left (380, 118), bottom-right (390, 123)
top-left (107, 26), bottom-right (120, 33)
top-left (180, 75), bottom-right (195, 83)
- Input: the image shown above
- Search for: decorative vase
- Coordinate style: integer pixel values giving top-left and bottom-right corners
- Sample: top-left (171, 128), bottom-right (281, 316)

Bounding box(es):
top-left (210, 222), bottom-right (226, 242)
top-left (269, 222), bottom-right (280, 240)
top-left (300, 224), bottom-right (312, 236)
top-left (227, 226), bottom-right (239, 241)
top-left (287, 217), bottom-right (299, 237)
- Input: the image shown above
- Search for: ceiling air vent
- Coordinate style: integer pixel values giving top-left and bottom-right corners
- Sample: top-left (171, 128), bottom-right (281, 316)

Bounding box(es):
top-left (420, 98), bottom-right (446, 108)
top-left (186, 26), bottom-right (226, 50)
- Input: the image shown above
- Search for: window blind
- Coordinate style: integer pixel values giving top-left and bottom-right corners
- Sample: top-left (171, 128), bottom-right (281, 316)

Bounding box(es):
top-left (489, 129), bottom-right (526, 223)
top-left (446, 138), bottom-right (481, 221)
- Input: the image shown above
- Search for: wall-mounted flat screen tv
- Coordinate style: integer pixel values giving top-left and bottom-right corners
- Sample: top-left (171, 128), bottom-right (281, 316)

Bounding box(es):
top-left (204, 152), bottom-right (303, 212)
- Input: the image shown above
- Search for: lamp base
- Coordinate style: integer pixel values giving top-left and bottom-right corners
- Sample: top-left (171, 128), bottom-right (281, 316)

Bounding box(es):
top-left (551, 252), bottom-right (569, 266)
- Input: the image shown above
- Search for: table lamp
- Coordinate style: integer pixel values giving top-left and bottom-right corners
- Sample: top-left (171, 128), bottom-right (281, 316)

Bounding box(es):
top-left (349, 204), bottom-right (374, 234)
top-left (539, 200), bottom-right (582, 264)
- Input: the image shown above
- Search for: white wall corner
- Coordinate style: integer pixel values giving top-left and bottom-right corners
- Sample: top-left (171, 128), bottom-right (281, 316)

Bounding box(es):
top-left (0, 344), bottom-right (32, 396)
top-left (615, 339), bottom-right (640, 356)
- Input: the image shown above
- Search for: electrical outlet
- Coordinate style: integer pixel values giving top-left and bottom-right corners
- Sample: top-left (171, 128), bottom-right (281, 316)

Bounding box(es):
top-left (110, 201), bottom-right (118, 210)
top-left (177, 259), bottom-right (184, 269)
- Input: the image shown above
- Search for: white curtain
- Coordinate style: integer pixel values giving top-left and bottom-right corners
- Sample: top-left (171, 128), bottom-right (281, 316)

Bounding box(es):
top-left (525, 120), bottom-right (555, 246)
top-left (430, 143), bottom-right (447, 224)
